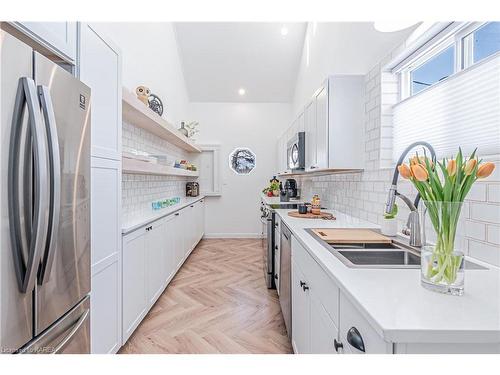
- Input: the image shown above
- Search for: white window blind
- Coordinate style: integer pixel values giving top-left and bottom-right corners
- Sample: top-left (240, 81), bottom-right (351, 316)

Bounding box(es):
top-left (393, 54), bottom-right (500, 161)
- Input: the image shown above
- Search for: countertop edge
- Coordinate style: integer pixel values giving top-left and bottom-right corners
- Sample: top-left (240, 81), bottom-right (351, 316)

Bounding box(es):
top-left (122, 196), bottom-right (205, 235)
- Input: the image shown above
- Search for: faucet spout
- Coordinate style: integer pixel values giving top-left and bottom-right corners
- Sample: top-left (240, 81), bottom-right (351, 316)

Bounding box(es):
top-left (385, 141), bottom-right (436, 247)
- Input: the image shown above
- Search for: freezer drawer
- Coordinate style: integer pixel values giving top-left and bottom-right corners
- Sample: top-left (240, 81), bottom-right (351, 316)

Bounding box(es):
top-left (19, 296), bottom-right (90, 354)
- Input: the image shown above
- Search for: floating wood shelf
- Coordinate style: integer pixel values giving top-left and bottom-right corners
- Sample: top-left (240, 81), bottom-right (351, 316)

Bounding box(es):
top-left (122, 157), bottom-right (199, 177)
top-left (122, 88), bottom-right (201, 153)
top-left (278, 168), bottom-right (364, 177)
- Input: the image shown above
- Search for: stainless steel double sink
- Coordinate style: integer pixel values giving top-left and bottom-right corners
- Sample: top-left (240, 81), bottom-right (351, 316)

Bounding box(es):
top-left (306, 229), bottom-right (487, 270)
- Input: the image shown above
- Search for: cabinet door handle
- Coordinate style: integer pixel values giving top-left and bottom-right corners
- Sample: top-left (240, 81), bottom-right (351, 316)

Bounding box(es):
top-left (302, 284), bottom-right (309, 291)
top-left (299, 280), bottom-right (306, 287)
top-left (346, 327), bottom-right (365, 353)
top-left (190, 205), bottom-right (194, 208)
top-left (334, 339), bottom-right (343, 353)
top-left (175, 213), bottom-right (179, 216)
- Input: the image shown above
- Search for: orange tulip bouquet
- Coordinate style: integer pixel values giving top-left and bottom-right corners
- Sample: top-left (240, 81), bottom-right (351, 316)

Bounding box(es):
top-left (398, 149), bottom-right (495, 295)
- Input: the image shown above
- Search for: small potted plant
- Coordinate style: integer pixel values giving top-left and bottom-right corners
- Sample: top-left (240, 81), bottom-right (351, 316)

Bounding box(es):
top-left (381, 203), bottom-right (398, 236)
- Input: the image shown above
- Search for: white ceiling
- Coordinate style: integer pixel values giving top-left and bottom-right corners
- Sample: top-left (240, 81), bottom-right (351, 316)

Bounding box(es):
top-left (174, 22), bottom-right (307, 103)
top-left (174, 22), bottom-right (414, 103)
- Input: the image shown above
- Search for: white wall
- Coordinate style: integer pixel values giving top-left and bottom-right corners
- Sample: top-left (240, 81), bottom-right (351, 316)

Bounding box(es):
top-left (95, 22), bottom-right (189, 126)
top-left (292, 22), bottom-right (413, 116)
top-left (188, 103), bottom-right (291, 237)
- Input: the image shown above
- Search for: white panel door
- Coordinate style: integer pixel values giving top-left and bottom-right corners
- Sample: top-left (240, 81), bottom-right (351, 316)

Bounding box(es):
top-left (122, 229), bottom-right (147, 343)
top-left (79, 23), bottom-right (122, 160)
top-left (315, 84), bottom-right (328, 169)
top-left (90, 158), bottom-right (120, 266)
top-left (291, 259), bottom-right (310, 353)
top-left (90, 157), bottom-right (121, 353)
top-left (146, 218), bottom-right (167, 305)
top-left (173, 211), bottom-right (184, 269)
top-left (186, 204), bottom-right (196, 254)
top-left (91, 261), bottom-right (121, 353)
top-left (310, 294), bottom-right (339, 354)
top-left (15, 22), bottom-right (77, 62)
top-left (163, 214), bottom-right (176, 284)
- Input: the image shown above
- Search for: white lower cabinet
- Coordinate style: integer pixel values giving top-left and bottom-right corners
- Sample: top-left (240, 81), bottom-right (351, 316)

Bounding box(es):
top-left (146, 218), bottom-right (168, 305)
top-left (173, 210), bottom-right (185, 268)
top-left (291, 236), bottom-right (391, 354)
top-left (310, 294), bottom-right (339, 354)
top-left (291, 259), bottom-right (310, 353)
top-left (122, 227), bottom-right (147, 343)
top-left (121, 199), bottom-right (205, 346)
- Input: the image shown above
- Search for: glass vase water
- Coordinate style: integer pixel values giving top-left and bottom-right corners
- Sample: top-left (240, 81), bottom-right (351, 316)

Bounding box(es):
top-left (419, 201), bottom-right (466, 296)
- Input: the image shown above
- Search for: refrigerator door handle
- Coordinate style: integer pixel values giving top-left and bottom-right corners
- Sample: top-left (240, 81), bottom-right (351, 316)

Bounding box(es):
top-left (8, 77), bottom-right (49, 293)
top-left (52, 309), bottom-right (89, 354)
top-left (37, 85), bottom-right (61, 285)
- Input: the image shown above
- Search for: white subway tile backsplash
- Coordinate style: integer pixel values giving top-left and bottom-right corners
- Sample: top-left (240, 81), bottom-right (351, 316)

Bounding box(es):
top-left (121, 121), bottom-right (194, 222)
top-left (487, 225), bottom-right (500, 245)
top-left (470, 203), bottom-right (500, 224)
top-left (467, 184), bottom-right (487, 201)
top-left (468, 240), bottom-right (500, 266)
top-left (465, 220), bottom-right (486, 241)
top-left (488, 184), bottom-right (500, 203)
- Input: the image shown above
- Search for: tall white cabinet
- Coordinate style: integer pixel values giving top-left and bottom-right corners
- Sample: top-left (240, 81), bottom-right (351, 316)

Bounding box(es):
top-left (79, 23), bottom-right (122, 354)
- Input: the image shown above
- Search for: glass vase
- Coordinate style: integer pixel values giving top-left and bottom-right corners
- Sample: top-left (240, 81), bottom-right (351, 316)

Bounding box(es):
top-left (419, 201), bottom-right (466, 296)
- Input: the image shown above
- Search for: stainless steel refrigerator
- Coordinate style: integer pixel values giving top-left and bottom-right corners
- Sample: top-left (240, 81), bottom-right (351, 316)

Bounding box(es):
top-left (0, 29), bottom-right (91, 354)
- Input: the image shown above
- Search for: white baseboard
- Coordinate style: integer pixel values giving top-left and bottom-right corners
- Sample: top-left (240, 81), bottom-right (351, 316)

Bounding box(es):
top-left (203, 233), bottom-right (263, 239)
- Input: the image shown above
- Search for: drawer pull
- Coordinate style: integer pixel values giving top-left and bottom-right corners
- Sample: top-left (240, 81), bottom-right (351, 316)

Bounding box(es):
top-left (347, 327), bottom-right (365, 353)
top-left (334, 339), bottom-right (343, 353)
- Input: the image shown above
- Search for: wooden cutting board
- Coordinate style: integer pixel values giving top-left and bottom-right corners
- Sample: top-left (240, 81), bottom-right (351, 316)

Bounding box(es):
top-left (288, 211), bottom-right (336, 220)
top-left (311, 228), bottom-right (390, 244)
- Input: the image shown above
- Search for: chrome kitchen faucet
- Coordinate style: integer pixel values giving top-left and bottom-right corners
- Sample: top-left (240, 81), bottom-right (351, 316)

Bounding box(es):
top-left (385, 141), bottom-right (436, 247)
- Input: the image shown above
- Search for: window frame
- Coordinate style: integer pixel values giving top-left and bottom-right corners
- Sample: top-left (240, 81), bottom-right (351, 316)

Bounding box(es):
top-left (397, 22), bottom-right (496, 100)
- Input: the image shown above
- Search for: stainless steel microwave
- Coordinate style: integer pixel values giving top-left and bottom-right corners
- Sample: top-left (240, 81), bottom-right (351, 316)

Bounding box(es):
top-left (287, 131), bottom-right (305, 170)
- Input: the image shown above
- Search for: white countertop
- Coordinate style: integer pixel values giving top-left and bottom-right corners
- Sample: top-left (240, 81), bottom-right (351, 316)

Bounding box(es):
top-left (275, 208), bottom-right (500, 344)
top-left (261, 194), bottom-right (304, 206)
top-left (122, 196), bottom-right (205, 234)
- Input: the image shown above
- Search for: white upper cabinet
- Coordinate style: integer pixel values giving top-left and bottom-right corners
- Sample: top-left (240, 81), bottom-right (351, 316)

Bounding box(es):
top-left (14, 22), bottom-right (77, 63)
top-left (277, 75), bottom-right (364, 174)
top-left (79, 23), bottom-right (122, 160)
top-left (315, 83), bottom-right (329, 169)
top-left (327, 76), bottom-right (364, 169)
top-left (304, 100), bottom-right (317, 171)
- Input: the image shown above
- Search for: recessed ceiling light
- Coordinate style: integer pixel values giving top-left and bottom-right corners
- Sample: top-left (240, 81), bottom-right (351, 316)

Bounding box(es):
top-left (238, 88), bottom-right (246, 96)
top-left (280, 26), bottom-right (289, 36)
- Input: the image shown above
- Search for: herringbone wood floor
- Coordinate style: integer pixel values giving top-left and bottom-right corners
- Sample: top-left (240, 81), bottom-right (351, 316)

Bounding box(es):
top-left (119, 238), bottom-right (292, 354)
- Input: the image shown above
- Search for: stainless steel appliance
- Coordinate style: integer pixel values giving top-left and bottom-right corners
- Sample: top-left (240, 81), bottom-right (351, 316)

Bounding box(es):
top-left (260, 201), bottom-right (303, 290)
top-left (287, 131), bottom-right (305, 170)
top-left (260, 203), bottom-right (275, 289)
top-left (280, 178), bottom-right (299, 202)
top-left (186, 181), bottom-right (199, 197)
top-left (1, 30), bottom-right (91, 354)
top-left (279, 223), bottom-right (292, 338)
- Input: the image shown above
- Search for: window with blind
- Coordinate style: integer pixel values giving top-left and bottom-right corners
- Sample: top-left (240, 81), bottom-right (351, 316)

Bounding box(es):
top-left (393, 53), bottom-right (500, 161)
